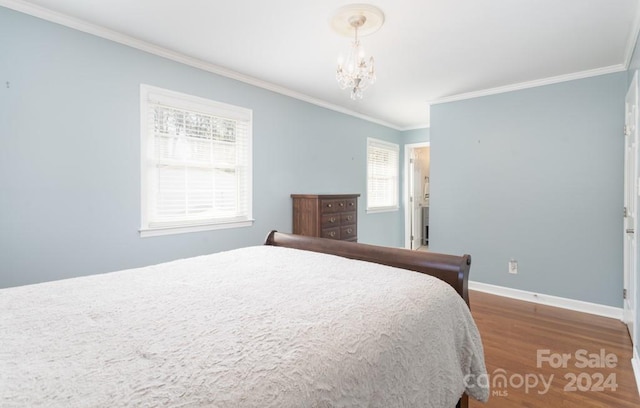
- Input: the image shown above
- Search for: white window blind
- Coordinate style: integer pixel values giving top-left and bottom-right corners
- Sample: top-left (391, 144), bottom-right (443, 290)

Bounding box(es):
top-left (140, 85), bottom-right (253, 237)
top-left (367, 138), bottom-right (399, 212)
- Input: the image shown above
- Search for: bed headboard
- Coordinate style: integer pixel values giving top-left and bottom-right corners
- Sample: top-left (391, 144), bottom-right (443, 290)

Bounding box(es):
top-left (264, 231), bottom-right (471, 307)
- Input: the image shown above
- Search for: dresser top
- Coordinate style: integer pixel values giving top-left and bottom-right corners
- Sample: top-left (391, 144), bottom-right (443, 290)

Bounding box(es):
top-left (291, 194), bottom-right (361, 199)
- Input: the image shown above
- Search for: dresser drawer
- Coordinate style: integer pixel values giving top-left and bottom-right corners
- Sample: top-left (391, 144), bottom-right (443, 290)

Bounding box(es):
top-left (340, 212), bottom-right (356, 225)
top-left (321, 227), bottom-right (341, 240)
top-left (345, 198), bottom-right (357, 211)
top-left (320, 199), bottom-right (346, 213)
top-left (340, 225), bottom-right (357, 240)
top-left (321, 214), bottom-right (340, 228)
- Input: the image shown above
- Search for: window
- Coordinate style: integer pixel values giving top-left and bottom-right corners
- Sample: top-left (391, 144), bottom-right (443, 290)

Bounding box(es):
top-left (140, 85), bottom-right (253, 237)
top-left (366, 138), bottom-right (399, 212)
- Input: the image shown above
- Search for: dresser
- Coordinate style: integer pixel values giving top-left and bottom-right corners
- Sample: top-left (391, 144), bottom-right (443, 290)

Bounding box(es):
top-left (291, 194), bottom-right (360, 242)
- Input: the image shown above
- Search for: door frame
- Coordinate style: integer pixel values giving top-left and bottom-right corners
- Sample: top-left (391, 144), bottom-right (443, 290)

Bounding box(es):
top-left (403, 142), bottom-right (430, 249)
top-left (624, 71), bottom-right (638, 346)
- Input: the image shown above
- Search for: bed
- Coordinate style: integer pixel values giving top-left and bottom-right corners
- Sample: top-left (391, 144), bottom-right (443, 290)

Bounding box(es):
top-left (0, 231), bottom-right (488, 407)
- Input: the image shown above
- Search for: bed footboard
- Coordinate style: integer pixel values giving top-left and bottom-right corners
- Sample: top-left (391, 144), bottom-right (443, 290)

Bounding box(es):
top-left (264, 231), bottom-right (471, 306)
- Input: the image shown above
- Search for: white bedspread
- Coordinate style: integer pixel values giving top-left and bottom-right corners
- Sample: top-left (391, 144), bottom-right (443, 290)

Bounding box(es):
top-left (1, 246), bottom-right (488, 407)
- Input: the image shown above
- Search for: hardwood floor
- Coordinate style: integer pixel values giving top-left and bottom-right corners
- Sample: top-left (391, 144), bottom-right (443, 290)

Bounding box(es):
top-left (468, 291), bottom-right (640, 407)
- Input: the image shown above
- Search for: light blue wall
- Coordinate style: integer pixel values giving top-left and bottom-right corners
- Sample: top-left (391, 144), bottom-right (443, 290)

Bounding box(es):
top-left (430, 72), bottom-right (627, 307)
top-left (0, 7), bottom-right (403, 288)
top-left (402, 128), bottom-right (430, 144)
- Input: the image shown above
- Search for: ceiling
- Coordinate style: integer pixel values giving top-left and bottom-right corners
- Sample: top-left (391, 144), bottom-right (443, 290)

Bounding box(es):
top-left (5, 0), bottom-right (640, 129)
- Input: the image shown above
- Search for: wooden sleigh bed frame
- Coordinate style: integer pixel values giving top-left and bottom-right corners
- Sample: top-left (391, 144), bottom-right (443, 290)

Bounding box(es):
top-left (264, 231), bottom-right (473, 408)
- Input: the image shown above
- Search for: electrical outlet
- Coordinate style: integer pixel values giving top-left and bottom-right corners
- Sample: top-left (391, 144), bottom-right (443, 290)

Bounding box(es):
top-left (509, 259), bottom-right (518, 274)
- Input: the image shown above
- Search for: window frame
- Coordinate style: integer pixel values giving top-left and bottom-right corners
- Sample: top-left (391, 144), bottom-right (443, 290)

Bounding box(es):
top-left (139, 84), bottom-right (253, 238)
top-left (366, 137), bottom-right (400, 213)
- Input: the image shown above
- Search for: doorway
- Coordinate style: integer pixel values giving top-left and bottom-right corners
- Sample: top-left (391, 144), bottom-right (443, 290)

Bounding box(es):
top-left (404, 142), bottom-right (430, 250)
top-left (624, 71), bottom-right (638, 346)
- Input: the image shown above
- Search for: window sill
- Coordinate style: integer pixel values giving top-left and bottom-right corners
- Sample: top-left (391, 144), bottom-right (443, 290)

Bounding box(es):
top-left (140, 219), bottom-right (254, 238)
top-left (366, 207), bottom-right (399, 214)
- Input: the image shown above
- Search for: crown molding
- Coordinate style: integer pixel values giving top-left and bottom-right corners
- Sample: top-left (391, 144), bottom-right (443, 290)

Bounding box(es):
top-left (399, 124), bottom-right (430, 132)
top-left (0, 0), bottom-right (403, 131)
top-left (3, 0), bottom-right (635, 130)
top-left (429, 64), bottom-right (627, 106)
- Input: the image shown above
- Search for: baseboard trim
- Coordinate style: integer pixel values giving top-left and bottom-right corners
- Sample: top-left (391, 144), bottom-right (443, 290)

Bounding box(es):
top-left (633, 348), bottom-right (640, 396)
top-left (469, 281), bottom-right (623, 320)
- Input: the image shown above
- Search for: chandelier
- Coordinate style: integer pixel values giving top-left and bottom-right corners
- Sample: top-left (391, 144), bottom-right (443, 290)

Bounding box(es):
top-left (331, 5), bottom-right (385, 100)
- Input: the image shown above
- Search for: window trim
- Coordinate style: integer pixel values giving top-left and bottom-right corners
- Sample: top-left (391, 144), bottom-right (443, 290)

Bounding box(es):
top-left (139, 84), bottom-right (253, 237)
top-left (366, 137), bottom-right (400, 213)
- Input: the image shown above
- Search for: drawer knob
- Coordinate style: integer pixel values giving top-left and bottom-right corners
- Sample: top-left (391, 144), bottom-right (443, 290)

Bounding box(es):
top-left (340, 203), bottom-right (344, 207)
top-left (349, 202), bottom-right (354, 206)
top-left (330, 231), bottom-right (336, 237)
top-left (327, 204), bottom-right (332, 208)
top-left (347, 228), bottom-right (352, 234)
top-left (330, 217), bottom-right (336, 223)
top-left (347, 216), bottom-right (352, 221)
